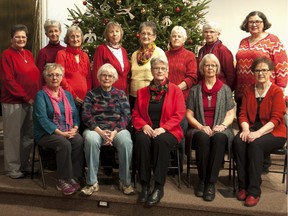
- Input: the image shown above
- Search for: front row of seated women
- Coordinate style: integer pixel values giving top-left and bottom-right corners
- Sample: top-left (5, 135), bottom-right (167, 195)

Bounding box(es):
top-left (33, 55), bottom-right (286, 208)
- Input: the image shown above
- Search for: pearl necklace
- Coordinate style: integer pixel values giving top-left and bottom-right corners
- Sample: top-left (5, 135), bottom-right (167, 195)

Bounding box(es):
top-left (18, 50), bottom-right (27, 63)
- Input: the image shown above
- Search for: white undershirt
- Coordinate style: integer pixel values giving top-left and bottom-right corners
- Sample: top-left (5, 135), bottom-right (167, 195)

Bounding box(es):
top-left (107, 46), bottom-right (124, 72)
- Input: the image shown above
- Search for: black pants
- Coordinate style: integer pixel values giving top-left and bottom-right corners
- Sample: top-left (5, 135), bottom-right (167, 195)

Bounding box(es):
top-left (233, 132), bottom-right (285, 197)
top-left (192, 131), bottom-right (227, 183)
top-left (134, 131), bottom-right (177, 187)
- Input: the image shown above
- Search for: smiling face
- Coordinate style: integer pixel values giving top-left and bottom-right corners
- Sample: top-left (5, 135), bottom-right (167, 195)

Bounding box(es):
top-left (139, 26), bottom-right (156, 47)
top-left (253, 62), bottom-right (271, 85)
top-left (203, 58), bottom-right (218, 79)
top-left (46, 26), bottom-right (61, 44)
top-left (248, 15), bottom-right (264, 35)
top-left (11, 30), bottom-right (27, 50)
top-left (151, 62), bottom-right (168, 84)
top-left (44, 68), bottom-right (63, 90)
top-left (99, 70), bottom-right (116, 91)
top-left (203, 28), bottom-right (220, 45)
top-left (68, 30), bottom-right (82, 48)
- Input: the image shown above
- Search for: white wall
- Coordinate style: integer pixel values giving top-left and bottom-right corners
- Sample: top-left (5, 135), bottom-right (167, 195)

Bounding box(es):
top-left (44, 0), bottom-right (288, 57)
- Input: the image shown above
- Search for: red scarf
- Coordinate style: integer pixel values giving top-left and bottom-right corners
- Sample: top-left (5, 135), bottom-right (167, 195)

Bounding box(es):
top-left (149, 78), bottom-right (169, 103)
top-left (66, 45), bottom-right (83, 55)
top-left (43, 86), bottom-right (73, 131)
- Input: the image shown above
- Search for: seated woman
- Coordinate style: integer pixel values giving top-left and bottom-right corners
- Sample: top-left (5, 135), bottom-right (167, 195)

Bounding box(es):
top-left (80, 63), bottom-right (135, 196)
top-left (33, 63), bottom-right (84, 196)
top-left (132, 56), bottom-right (185, 207)
top-left (233, 57), bottom-right (286, 207)
top-left (186, 53), bottom-right (235, 201)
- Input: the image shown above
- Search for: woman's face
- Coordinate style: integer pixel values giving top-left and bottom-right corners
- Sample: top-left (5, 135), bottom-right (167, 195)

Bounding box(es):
top-left (44, 68), bottom-right (63, 89)
top-left (140, 26), bottom-right (156, 47)
top-left (11, 30), bottom-right (27, 50)
top-left (107, 26), bottom-right (122, 45)
top-left (203, 58), bottom-right (218, 79)
top-left (151, 62), bottom-right (168, 83)
top-left (68, 30), bottom-right (82, 48)
top-left (253, 62), bottom-right (271, 84)
top-left (46, 26), bottom-right (61, 44)
top-left (170, 31), bottom-right (185, 48)
top-left (248, 15), bottom-right (264, 35)
top-left (203, 28), bottom-right (219, 45)
top-left (99, 71), bottom-right (116, 89)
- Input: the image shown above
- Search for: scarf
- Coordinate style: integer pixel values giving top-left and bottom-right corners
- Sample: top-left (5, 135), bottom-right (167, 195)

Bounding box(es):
top-left (137, 43), bottom-right (156, 65)
top-left (66, 45), bottom-right (83, 55)
top-left (43, 86), bottom-right (73, 131)
top-left (201, 78), bottom-right (223, 102)
top-left (149, 78), bottom-right (169, 103)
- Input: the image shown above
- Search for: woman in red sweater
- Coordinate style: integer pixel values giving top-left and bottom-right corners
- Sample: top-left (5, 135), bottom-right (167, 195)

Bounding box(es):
top-left (233, 57), bottom-right (286, 207)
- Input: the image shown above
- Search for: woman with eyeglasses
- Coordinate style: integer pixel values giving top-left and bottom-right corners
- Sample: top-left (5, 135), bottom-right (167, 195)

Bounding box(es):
top-left (186, 53), bottom-right (235, 202)
top-left (33, 63), bottom-right (84, 196)
top-left (129, 21), bottom-right (167, 110)
top-left (0, 24), bottom-right (40, 179)
top-left (132, 56), bottom-right (185, 207)
top-left (233, 57), bottom-right (286, 207)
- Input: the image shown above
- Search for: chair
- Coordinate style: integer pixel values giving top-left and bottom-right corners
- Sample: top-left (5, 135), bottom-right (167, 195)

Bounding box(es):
top-left (167, 144), bottom-right (182, 188)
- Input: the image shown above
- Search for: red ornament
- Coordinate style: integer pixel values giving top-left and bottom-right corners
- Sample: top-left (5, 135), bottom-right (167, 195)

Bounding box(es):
top-left (175, 7), bottom-right (181, 13)
top-left (136, 33), bottom-right (140, 38)
top-left (83, 1), bottom-right (87, 5)
top-left (103, 18), bottom-right (109, 25)
top-left (189, 39), bottom-right (193, 45)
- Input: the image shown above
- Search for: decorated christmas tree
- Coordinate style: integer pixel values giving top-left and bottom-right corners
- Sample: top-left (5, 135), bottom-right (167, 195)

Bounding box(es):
top-left (67, 0), bottom-right (211, 60)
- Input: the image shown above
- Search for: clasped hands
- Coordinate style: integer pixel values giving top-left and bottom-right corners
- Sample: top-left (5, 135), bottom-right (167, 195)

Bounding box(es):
top-left (142, 125), bottom-right (165, 138)
top-left (100, 129), bottom-right (117, 146)
top-left (62, 126), bottom-right (78, 139)
top-left (240, 130), bottom-right (261, 143)
top-left (199, 124), bottom-right (226, 136)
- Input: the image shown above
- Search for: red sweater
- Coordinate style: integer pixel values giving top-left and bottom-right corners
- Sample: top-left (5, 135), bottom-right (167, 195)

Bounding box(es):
top-left (56, 49), bottom-right (91, 100)
top-left (165, 46), bottom-right (198, 101)
top-left (239, 83), bottom-right (286, 138)
top-left (0, 47), bottom-right (40, 103)
top-left (198, 40), bottom-right (235, 90)
top-left (235, 33), bottom-right (288, 99)
top-left (132, 83), bottom-right (186, 143)
top-left (92, 44), bottom-right (131, 93)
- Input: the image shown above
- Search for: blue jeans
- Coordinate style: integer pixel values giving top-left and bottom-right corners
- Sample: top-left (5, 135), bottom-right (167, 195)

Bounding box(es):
top-left (83, 129), bottom-right (133, 186)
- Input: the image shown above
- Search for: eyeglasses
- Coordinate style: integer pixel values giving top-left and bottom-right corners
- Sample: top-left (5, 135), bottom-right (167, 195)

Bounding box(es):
top-left (152, 67), bottom-right (167, 72)
top-left (14, 36), bottom-right (27, 40)
top-left (140, 32), bottom-right (154, 37)
top-left (101, 74), bottom-right (114, 78)
top-left (253, 69), bottom-right (270, 74)
top-left (46, 73), bottom-right (63, 78)
top-left (204, 64), bottom-right (217, 68)
top-left (248, 20), bottom-right (263, 25)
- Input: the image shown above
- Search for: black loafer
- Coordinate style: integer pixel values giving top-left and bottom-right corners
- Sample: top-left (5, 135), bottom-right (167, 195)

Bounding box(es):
top-left (203, 183), bottom-right (215, 201)
top-left (195, 181), bottom-right (205, 197)
top-left (146, 189), bottom-right (164, 207)
top-left (137, 186), bottom-right (149, 203)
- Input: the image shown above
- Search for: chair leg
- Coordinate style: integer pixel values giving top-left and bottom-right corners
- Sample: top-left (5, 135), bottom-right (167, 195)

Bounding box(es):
top-left (233, 158), bottom-right (236, 193)
top-left (229, 156), bottom-right (232, 180)
top-left (38, 146), bottom-right (47, 189)
top-left (31, 141), bottom-right (36, 179)
top-left (176, 149), bottom-right (181, 188)
top-left (186, 155), bottom-right (191, 188)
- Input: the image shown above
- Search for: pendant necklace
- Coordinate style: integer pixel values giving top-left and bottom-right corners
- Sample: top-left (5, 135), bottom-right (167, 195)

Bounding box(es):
top-left (207, 95), bottom-right (212, 107)
top-left (18, 50), bottom-right (27, 63)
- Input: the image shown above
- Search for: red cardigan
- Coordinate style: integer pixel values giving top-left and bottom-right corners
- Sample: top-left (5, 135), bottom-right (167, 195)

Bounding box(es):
top-left (132, 83), bottom-right (186, 143)
top-left (92, 44), bottom-right (131, 93)
top-left (239, 83), bottom-right (286, 138)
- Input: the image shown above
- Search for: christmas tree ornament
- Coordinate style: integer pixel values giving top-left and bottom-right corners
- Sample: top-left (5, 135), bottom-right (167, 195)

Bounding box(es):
top-left (158, 3), bottom-right (163, 9)
top-left (136, 33), bottom-right (140, 38)
top-left (161, 16), bottom-right (172, 28)
top-left (117, 7), bottom-right (135, 20)
top-left (83, 1), bottom-right (87, 6)
top-left (100, 2), bottom-right (111, 11)
top-left (175, 7), bottom-right (181, 13)
top-left (84, 30), bottom-right (97, 43)
top-left (189, 39), bottom-right (193, 44)
top-left (103, 18), bottom-right (109, 25)
top-left (140, 8), bottom-right (146, 14)
top-left (116, 0), bottom-right (121, 5)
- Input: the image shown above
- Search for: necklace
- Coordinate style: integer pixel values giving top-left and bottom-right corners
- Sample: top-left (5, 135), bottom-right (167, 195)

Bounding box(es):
top-left (18, 50), bottom-right (27, 63)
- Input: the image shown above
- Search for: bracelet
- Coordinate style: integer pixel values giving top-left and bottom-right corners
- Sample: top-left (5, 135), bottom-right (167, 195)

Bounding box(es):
top-left (221, 123), bottom-right (227, 129)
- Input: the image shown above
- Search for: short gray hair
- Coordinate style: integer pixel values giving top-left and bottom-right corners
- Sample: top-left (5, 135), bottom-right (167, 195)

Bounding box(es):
top-left (44, 19), bottom-right (61, 33)
top-left (202, 21), bottom-right (222, 33)
top-left (198, 53), bottom-right (221, 76)
top-left (64, 25), bottom-right (83, 44)
top-left (170, 26), bottom-right (187, 41)
top-left (150, 56), bottom-right (168, 69)
top-left (43, 63), bottom-right (64, 77)
top-left (97, 63), bottom-right (118, 81)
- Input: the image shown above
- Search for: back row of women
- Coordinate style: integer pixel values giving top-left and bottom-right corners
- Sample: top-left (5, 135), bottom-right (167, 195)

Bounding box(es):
top-left (0, 10), bottom-right (287, 208)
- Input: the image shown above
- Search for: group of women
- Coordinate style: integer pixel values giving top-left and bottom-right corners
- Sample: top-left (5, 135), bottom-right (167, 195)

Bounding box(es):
top-left (0, 10), bottom-right (286, 208)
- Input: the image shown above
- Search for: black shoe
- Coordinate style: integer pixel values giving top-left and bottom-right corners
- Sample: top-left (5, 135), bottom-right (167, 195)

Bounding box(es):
top-left (195, 180), bottom-right (205, 197)
top-left (138, 186), bottom-right (149, 203)
top-left (146, 189), bottom-right (164, 207)
top-left (203, 183), bottom-right (215, 201)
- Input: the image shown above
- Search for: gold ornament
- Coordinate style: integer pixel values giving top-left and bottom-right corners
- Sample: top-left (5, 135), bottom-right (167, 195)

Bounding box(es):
top-left (158, 3), bottom-right (163, 9)
top-left (141, 8), bottom-right (146, 14)
top-left (116, 0), bottom-right (121, 5)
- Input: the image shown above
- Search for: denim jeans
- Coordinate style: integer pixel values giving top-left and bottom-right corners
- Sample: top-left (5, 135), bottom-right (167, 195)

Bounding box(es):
top-left (83, 129), bottom-right (133, 186)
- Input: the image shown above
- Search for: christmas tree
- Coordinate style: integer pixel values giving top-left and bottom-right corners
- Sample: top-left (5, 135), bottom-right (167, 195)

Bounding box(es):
top-left (67, 0), bottom-right (211, 60)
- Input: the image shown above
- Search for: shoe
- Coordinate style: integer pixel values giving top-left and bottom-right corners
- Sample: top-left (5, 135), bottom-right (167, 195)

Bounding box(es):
top-left (137, 186), bottom-right (149, 203)
top-left (146, 189), bottom-right (164, 207)
top-left (195, 181), bottom-right (205, 197)
top-left (245, 195), bottom-right (260, 207)
top-left (7, 170), bottom-right (24, 179)
top-left (119, 181), bottom-right (135, 195)
top-left (69, 179), bottom-right (81, 191)
top-left (237, 189), bottom-right (247, 201)
top-left (56, 180), bottom-right (76, 195)
top-left (80, 182), bottom-right (99, 196)
top-left (203, 183), bottom-right (215, 201)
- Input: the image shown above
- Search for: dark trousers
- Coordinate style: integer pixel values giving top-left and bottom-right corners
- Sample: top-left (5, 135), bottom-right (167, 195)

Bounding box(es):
top-left (192, 131), bottom-right (227, 183)
top-left (134, 131), bottom-right (177, 187)
top-left (37, 133), bottom-right (84, 180)
top-left (233, 132), bottom-right (285, 197)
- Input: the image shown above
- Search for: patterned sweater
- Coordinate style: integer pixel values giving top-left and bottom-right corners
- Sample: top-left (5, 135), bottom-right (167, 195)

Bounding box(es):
top-left (235, 33), bottom-right (288, 99)
top-left (81, 86), bottom-right (131, 132)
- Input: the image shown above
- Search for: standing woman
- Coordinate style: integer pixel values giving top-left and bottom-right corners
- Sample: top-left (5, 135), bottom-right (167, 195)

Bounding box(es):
top-left (129, 21), bottom-right (167, 110)
top-left (186, 53), bottom-right (235, 201)
top-left (0, 24), bottom-right (40, 178)
top-left (37, 19), bottom-right (65, 76)
top-left (92, 21), bottom-right (130, 94)
top-left (233, 57), bottom-right (286, 207)
top-left (235, 11), bottom-right (287, 115)
top-left (56, 25), bottom-right (91, 108)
